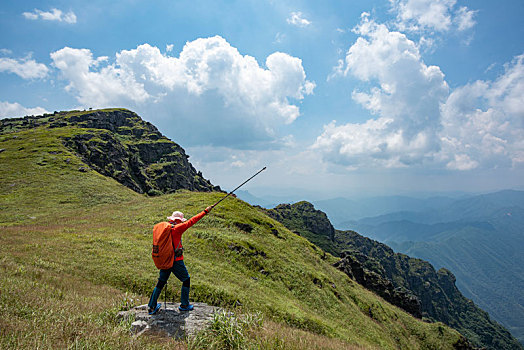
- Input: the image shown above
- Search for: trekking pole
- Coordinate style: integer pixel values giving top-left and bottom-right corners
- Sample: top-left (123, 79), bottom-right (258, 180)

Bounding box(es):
top-left (211, 167), bottom-right (267, 209)
top-left (164, 281), bottom-right (167, 313)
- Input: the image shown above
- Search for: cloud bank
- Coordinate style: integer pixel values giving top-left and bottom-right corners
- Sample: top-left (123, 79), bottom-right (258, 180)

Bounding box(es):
top-left (51, 36), bottom-right (315, 148)
top-left (316, 14), bottom-right (524, 171)
top-left (441, 54), bottom-right (524, 170)
top-left (316, 14), bottom-right (448, 167)
top-left (0, 101), bottom-right (48, 118)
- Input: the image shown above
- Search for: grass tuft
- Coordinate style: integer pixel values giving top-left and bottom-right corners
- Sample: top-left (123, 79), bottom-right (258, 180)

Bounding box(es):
top-left (188, 309), bottom-right (263, 350)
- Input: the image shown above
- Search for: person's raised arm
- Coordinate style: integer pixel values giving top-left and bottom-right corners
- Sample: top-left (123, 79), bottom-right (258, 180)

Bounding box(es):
top-left (176, 206), bottom-right (213, 231)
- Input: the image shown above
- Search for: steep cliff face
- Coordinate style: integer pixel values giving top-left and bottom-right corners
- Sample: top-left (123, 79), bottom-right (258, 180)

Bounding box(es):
top-left (336, 230), bottom-right (522, 349)
top-left (1, 109), bottom-right (219, 195)
top-left (333, 251), bottom-right (422, 318)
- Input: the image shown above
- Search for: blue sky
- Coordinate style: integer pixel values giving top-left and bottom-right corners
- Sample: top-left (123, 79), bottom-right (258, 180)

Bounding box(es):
top-left (1, 0), bottom-right (523, 199)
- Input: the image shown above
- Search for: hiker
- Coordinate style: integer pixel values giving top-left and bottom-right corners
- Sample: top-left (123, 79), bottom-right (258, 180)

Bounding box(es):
top-left (148, 205), bottom-right (213, 315)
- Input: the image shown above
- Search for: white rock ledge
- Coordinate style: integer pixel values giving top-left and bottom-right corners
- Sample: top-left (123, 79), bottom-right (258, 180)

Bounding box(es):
top-left (117, 302), bottom-right (219, 339)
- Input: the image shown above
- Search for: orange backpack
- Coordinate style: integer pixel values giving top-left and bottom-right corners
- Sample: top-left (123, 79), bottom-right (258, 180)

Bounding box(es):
top-left (152, 222), bottom-right (174, 269)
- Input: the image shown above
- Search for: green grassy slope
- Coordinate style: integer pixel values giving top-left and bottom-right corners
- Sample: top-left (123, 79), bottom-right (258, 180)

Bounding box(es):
top-left (1, 112), bottom-right (466, 349)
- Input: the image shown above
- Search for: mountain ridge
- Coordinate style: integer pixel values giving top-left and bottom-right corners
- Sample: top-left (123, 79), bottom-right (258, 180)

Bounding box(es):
top-left (262, 201), bottom-right (523, 349)
top-left (1, 108), bottom-right (220, 196)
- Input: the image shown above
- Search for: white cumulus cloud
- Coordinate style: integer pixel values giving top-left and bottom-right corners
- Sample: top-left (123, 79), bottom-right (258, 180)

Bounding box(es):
top-left (0, 101), bottom-right (48, 118)
top-left (316, 14), bottom-right (448, 167)
top-left (23, 8), bottom-right (77, 24)
top-left (390, 0), bottom-right (476, 32)
top-left (0, 56), bottom-right (49, 79)
top-left (51, 47), bottom-right (150, 106)
top-left (440, 54), bottom-right (524, 169)
top-left (287, 11), bottom-right (311, 27)
top-left (318, 13), bottom-right (524, 172)
top-left (50, 36), bottom-right (314, 148)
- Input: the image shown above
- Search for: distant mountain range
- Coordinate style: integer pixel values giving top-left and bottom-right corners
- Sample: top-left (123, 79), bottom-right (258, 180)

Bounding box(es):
top-left (314, 195), bottom-right (470, 226)
top-left (237, 190), bottom-right (471, 224)
top-left (333, 190), bottom-right (524, 346)
top-left (235, 190), bottom-right (276, 208)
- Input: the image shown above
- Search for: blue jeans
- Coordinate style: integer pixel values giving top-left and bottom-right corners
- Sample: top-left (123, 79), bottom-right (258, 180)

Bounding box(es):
top-left (148, 260), bottom-right (191, 308)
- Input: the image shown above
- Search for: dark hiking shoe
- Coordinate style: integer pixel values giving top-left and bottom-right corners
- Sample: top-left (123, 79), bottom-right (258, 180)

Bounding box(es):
top-left (148, 303), bottom-right (161, 315)
top-left (178, 304), bottom-right (194, 311)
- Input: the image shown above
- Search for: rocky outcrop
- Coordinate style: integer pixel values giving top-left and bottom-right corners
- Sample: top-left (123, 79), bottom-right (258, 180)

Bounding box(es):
top-left (262, 202), bottom-right (422, 317)
top-left (62, 109), bottom-right (220, 195)
top-left (263, 202), bottom-right (335, 241)
top-left (336, 230), bottom-right (520, 350)
top-left (260, 201), bottom-right (339, 255)
top-left (117, 302), bottom-right (219, 339)
top-left (336, 231), bottom-right (467, 322)
top-left (1, 108), bottom-right (220, 195)
top-left (333, 251), bottom-right (422, 318)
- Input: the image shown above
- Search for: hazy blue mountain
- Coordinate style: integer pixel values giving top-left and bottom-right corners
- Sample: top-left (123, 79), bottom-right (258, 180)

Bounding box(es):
top-left (336, 190), bottom-right (524, 345)
top-left (235, 190), bottom-right (276, 208)
top-left (314, 195), bottom-right (459, 226)
top-left (347, 219), bottom-right (493, 242)
top-left (313, 197), bottom-right (365, 224)
top-left (438, 190), bottom-right (524, 220)
top-left (388, 220), bottom-right (524, 345)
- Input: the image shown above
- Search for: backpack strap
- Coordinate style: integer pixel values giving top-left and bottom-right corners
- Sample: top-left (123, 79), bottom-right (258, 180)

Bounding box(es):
top-left (171, 224), bottom-right (182, 249)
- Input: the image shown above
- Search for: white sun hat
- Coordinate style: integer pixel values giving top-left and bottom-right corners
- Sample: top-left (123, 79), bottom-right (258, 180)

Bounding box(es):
top-left (167, 211), bottom-right (187, 223)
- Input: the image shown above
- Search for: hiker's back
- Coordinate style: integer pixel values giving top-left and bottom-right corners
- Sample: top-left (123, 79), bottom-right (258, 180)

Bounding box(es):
top-left (152, 222), bottom-right (174, 269)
